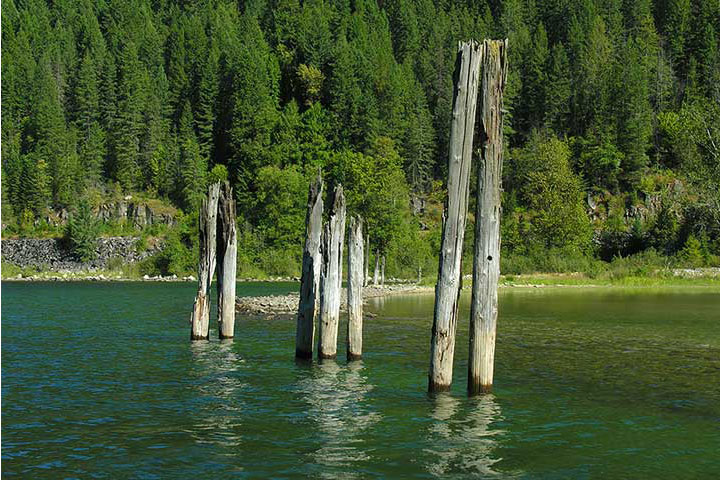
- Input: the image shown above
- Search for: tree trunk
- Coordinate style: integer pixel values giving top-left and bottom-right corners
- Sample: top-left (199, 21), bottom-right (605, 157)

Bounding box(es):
top-left (318, 185), bottom-right (346, 359)
top-left (191, 182), bottom-right (221, 340)
top-left (373, 250), bottom-right (380, 286)
top-left (217, 181), bottom-right (237, 339)
top-left (418, 264), bottom-right (422, 284)
top-left (296, 175), bottom-right (324, 359)
top-left (428, 41), bottom-right (482, 392)
top-left (364, 231), bottom-right (370, 287)
top-left (347, 215), bottom-right (364, 361)
top-left (380, 255), bottom-right (386, 285)
top-left (469, 39), bottom-right (508, 395)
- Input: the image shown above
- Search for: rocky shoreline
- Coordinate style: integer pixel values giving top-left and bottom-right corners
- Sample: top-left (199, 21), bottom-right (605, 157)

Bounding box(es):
top-left (235, 284), bottom-right (434, 315)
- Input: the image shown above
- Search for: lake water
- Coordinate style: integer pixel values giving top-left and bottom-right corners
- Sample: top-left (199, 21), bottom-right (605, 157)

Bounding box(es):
top-left (2, 282), bottom-right (719, 478)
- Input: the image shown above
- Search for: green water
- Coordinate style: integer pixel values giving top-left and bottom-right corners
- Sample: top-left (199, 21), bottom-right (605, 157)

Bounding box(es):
top-left (2, 283), bottom-right (719, 478)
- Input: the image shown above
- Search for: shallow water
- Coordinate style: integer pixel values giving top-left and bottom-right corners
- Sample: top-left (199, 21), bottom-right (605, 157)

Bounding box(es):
top-left (2, 282), bottom-right (719, 478)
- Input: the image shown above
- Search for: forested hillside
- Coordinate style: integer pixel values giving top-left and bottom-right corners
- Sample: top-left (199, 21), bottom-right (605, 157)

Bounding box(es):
top-left (2, 0), bottom-right (719, 277)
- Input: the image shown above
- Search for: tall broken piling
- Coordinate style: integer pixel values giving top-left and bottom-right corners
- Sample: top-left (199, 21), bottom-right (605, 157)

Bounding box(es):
top-left (296, 175), bottom-right (324, 359)
top-left (318, 185), bottom-right (346, 360)
top-left (428, 41), bottom-right (482, 392)
top-left (468, 39), bottom-right (508, 394)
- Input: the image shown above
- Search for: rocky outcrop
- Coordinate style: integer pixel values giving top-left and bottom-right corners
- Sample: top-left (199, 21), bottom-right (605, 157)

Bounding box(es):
top-left (1, 237), bottom-right (163, 271)
top-left (42, 197), bottom-right (177, 229)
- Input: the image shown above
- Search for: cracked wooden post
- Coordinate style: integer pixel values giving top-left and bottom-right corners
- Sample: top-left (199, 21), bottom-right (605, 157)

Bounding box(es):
top-left (380, 255), bottom-right (386, 286)
top-left (428, 40), bottom-right (482, 392)
top-left (364, 231), bottom-right (370, 287)
top-left (191, 182), bottom-right (221, 340)
top-left (217, 181), bottom-right (237, 340)
top-left (296, 175), bottom-right (324, 359)
top-left (347, 215), bottom-right (364, 361)
top-left (469, 39), bottom-right (508, 395)
top-left (373, 251), bottom-right (380, 286)
top-left (318, 185), bottom-right (346, 360)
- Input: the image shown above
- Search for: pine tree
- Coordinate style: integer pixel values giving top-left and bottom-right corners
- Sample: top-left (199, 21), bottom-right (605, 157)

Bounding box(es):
top-left (545, 42), bottom-right (571, 133)
top-left (114, 41), bottom-right (145, 190)
top-left (74, 51), bottom-right (105, 184)
top-left (195, 42), bottom-right (219, 162)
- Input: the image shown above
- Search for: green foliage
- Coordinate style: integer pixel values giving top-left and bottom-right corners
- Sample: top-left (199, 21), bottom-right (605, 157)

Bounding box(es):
top-left (511, 134), bottom-right (592, 251)
top-left (2, 0), bottom-right (719, 279)
top-left (66, 200), bottom-right (100, 262)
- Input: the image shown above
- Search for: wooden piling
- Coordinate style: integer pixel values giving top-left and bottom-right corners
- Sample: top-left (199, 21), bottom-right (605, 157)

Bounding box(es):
top-left (347, 216), bottom-right (364, 361)
top-left (364, 231), bottom-right (370, 287)
top-left (318, 185), bottom-right (346, 360)
top-left (428, 40), bottom-right (482, 392)
top-left (373, 251), bottom-right (380, 286)
top-left (217, 181), bottom-right (237, 339)
top-left (468, 39), bottom-right (508, 395)
top-left (296, 175), bottom-right (324, 359)
top-left (191, 182), bottom-right (221, 340)
top-left (380, 255), bottom-right (386, 286)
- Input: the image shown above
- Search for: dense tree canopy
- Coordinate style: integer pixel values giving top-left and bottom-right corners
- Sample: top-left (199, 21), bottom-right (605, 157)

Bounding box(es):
top-left (2, 0), bottom-right (719, 274)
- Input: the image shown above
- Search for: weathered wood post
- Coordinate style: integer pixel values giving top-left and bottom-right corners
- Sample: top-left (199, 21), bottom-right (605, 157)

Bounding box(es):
top-left (347, 215), bottom-right (364, 361)
top-left (296, 175), bottom-right (324, 359)
top-left (364, 231), bottom-right (370, 287)
top-left (373, 251), bottom-right (380, 286)
top-left (428, 40), bottom-right (482, 392)
top-left (191, 182), bottom-right (221, 340)
top-left (318, 185), bottom-right (346, 360)
top-left (380, 255), bottom-right (386, 286)
top-left (217, 181), bottom-right (237, 339)
top-left (468, 39), bottom-right (508, 394)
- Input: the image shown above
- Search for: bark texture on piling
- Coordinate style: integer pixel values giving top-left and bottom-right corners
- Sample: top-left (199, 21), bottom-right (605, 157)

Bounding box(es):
top-left (191, 182), bottom-right (221, 340)
top-left (373, 251), bottom-right (380, 286)
top-left (364, 232), bottom-right (370, 287)
top-left (318, 185), bottom-right (346, 360)
top-left (217, 181), bottom-right (237, 340)
top-left (347, 216), bottom-right (364, 361)
top-left (429, 41), bottom-right (482, 392)
top-left (296, 175), bottom-right (324, 359)
top-left (469, 39), bottom-right (508, 394)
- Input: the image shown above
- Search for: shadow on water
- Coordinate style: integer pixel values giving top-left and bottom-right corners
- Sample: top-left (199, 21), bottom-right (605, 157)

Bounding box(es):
top-left (296, 360), bottom-right (381, 478)
top-left (424, 393), bottom-right (515, 478)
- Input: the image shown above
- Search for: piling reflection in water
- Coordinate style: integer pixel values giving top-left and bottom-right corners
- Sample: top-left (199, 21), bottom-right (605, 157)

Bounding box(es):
top-left (424, 393), bottom-right (508, 477)
top-left (188, 340), bottom-right (244, 449)
top-left (297, 360), bottom-right (381, 478)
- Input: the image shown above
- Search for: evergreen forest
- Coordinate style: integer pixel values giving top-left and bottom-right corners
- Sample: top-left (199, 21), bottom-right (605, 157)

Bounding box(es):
top-left (2, 0), bottom-right (719, 278)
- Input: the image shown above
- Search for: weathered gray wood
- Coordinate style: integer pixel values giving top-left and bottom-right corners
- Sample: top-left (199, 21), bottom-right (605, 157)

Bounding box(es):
top-left (468, 39), bottom-right (508, 394)
top-left (364, 231), bottom-right (370, 287)
top-left (296, 175), bottom-right (324, 359)
top-left (217, 181), bottom-right (237, 339)
top-left (318, 185), bottom-right (346, 360)
top-left (347, 216), bottom-right (364, 361)
top-left (373, 250), bottom-right (380, 286)
top-left (429, 40), bottom-right (482, 392)
top-left (380, 255), bottom-right (386, 286)
top-left (191, 182), bottom-right (221, 340)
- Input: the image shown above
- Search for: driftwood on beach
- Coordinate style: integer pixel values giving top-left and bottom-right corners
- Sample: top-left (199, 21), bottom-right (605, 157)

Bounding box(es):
top-left (295, 175), bottom-right (324, 359)
top-left (318, 185), bottom-right (346, 360)
top-left (429, 40), bottom-right (482, 392)
top-left (191, 182), bottom-right (221, 340)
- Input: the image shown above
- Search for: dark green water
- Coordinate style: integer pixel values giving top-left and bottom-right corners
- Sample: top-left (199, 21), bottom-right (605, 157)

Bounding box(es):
top-left (2, 282), bottom-right (719, 478)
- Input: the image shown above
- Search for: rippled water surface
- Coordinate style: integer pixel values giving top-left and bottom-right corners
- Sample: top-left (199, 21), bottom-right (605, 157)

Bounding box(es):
top-left (2, 282), bottom-right (719, 478)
